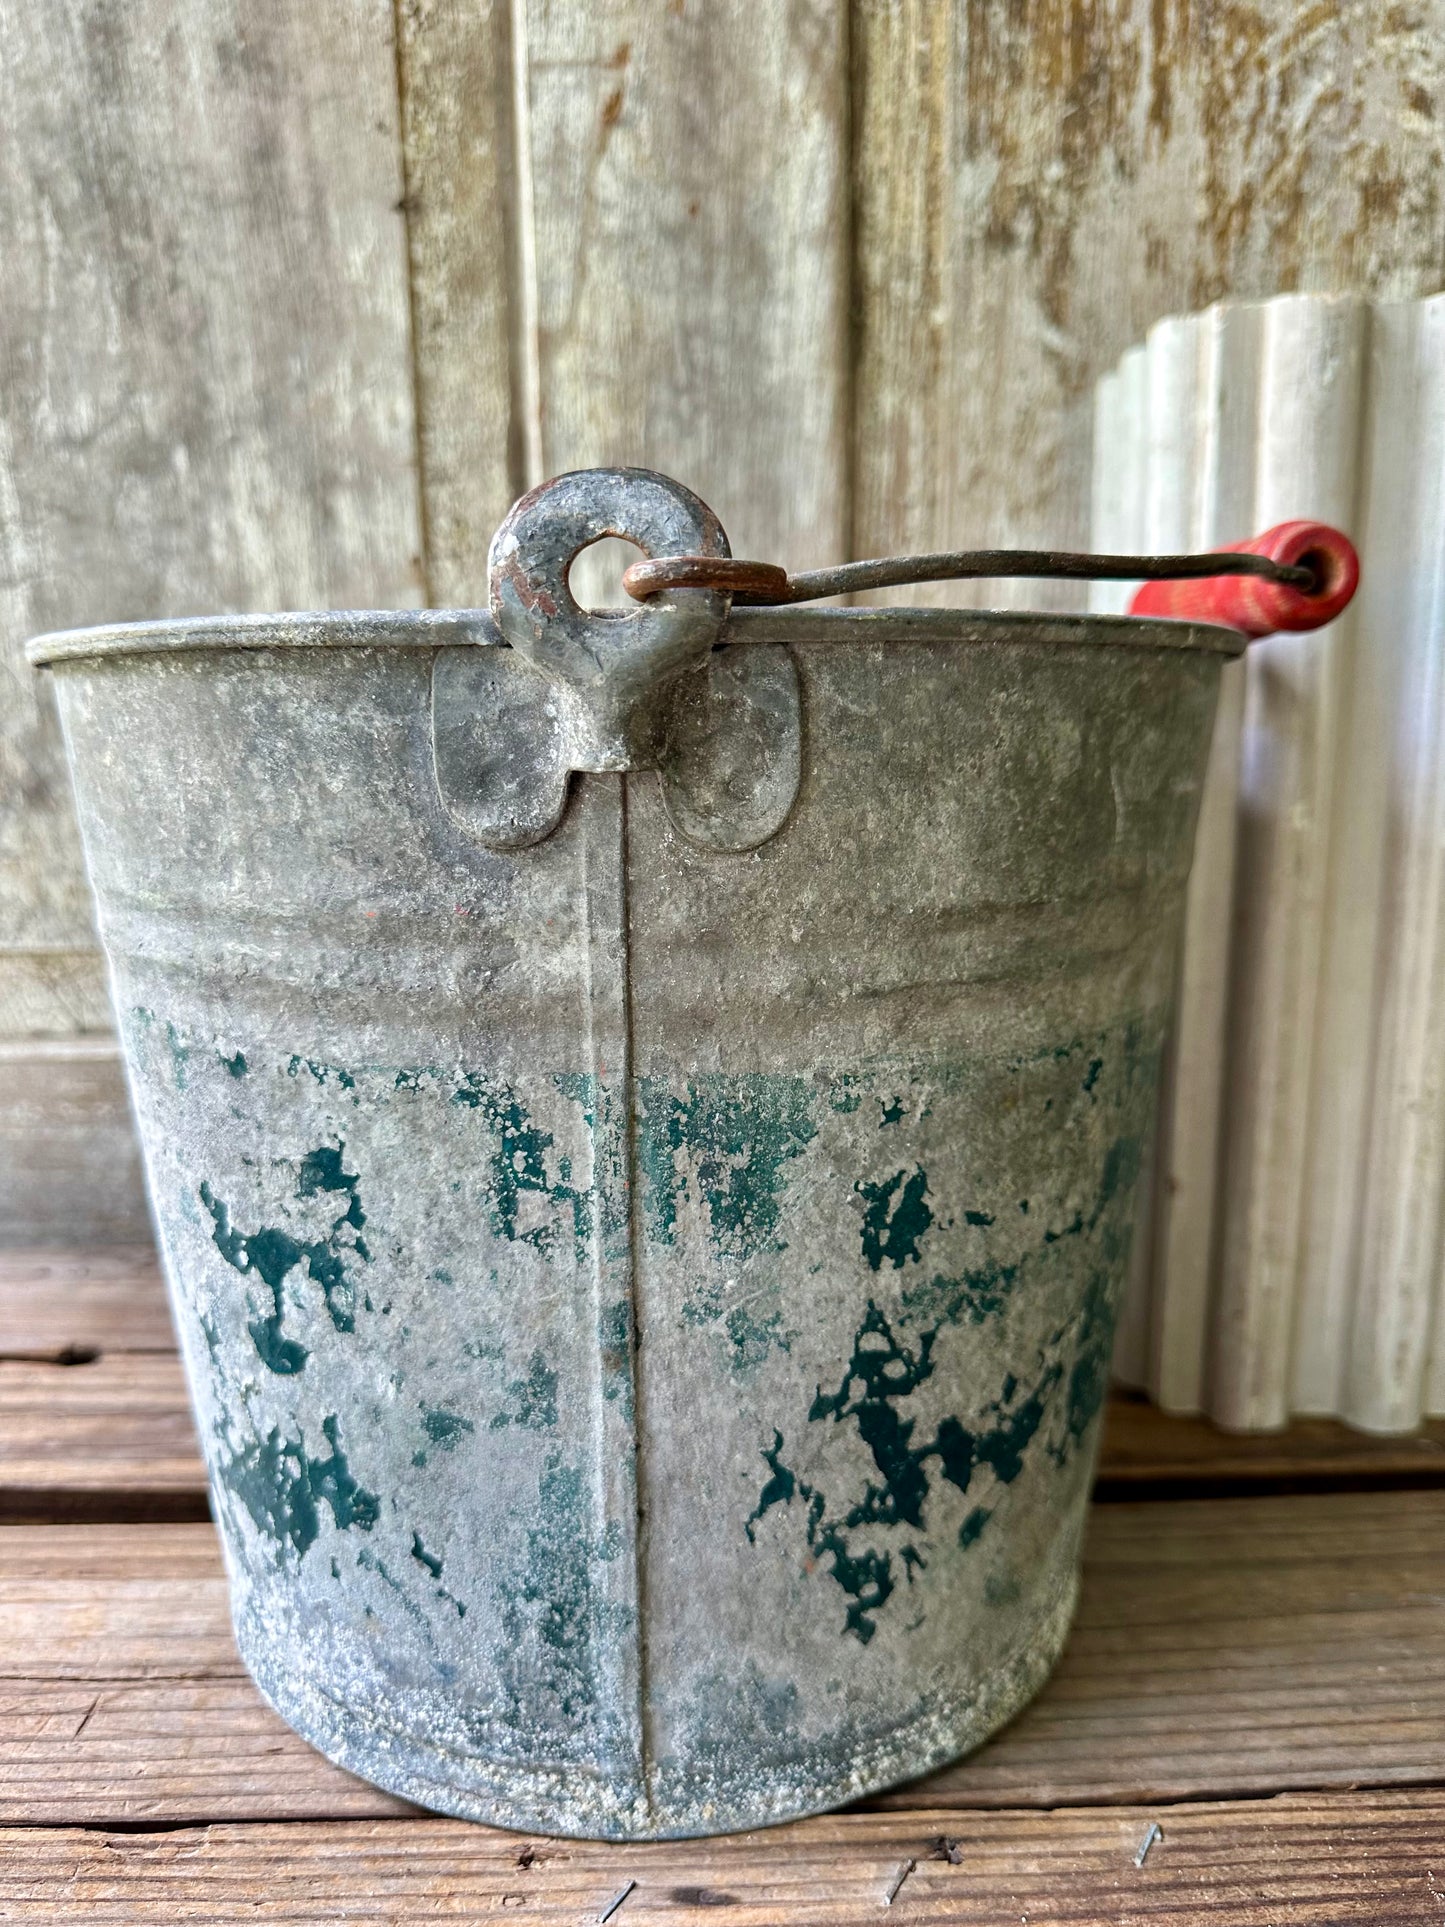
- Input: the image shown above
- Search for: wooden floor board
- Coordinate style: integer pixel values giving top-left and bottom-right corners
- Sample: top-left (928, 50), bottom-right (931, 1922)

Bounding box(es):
top-left (1, 1494), bottom-right (1441, 1826)
top-left (0, 1249), bottom-right (173, 1358)
top-left (2, 1253), bottom-right (1443, 1912)
top-left (1, 1792), bottom-right (1443, 1923)
top-left (6, 1253), bottom-right (1445, 1523)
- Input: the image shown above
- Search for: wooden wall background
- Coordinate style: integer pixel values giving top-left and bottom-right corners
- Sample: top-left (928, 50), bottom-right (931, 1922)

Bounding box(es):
top-left (3, 0), bottom-right (1443, 1279)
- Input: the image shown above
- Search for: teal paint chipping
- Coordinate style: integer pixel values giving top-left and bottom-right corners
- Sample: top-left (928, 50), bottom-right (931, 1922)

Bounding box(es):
top-left (857, 1166), bottom-right (934, 1270)
top-left (199, 1143), bottom-right (370, 1373)
top-left (637, 1075), bottom-right (817, 1262)
top-left (746, 1298), bottom-right (1065, 1643)
top-left (220, 1414), bottom-right (378, 1559)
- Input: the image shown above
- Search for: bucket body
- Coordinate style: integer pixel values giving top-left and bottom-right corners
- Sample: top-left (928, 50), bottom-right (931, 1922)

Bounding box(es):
top-left (34, 471), bottom-right (1232, 1839)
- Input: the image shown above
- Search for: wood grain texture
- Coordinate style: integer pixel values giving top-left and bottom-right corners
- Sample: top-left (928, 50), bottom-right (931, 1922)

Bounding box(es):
top-left (3, 1493), bottom-right (1442, 1824)
top-left (0, 0), bottom-right (423, 1235)
top-left (1097, 1394), bottom-right (1445, 1492)
top-left (0, 1247), bottom-right (172, 1356)
top-left (514, 0), bottom-right (850, 579)
top-left (394, 0), bottom-right (520, 603)
top-left (3, 1792), bottom-right (1445, 1922)
top-left (0, 1352), bottom-right (201, 1501)
top-left (853, 0), bottom-right (1445, 600)
top-left (0, 1042), bottom-right (150, 1246)
top-left (8, 1253), bottom-right (1445, 1516)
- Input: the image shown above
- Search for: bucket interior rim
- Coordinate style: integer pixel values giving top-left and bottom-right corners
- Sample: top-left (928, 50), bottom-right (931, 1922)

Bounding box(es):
top-left (26, 602), bottom-right (1246, 667)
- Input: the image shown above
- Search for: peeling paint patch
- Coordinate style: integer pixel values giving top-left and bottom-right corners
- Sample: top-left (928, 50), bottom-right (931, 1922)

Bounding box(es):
top-left (490, 1349), bottom-right (559, 1430)
top-left (288, 1055), bottom-right (357, 1091)
top-left (597, 1300), bottom-right (634, 1420)
top-left (200, 1143), bottom-right (370, 1373)
top-left (498, 1459), bottom-right (619, 1730)
top-left (220, 1413), bottom-right (378, 1558)
top-left (858, 1166), bottom-right (934, 1271)
top-left (411, 1532), bottom-right (443, 1578)
top-left (452, 1072), bottom-right (590, 1260)
top-left (420, 1406), bottom-right (474, 1455)
top-left (637, 1075), bottom-right (817, 1262)
top-left (747, 1302), bottom-right (1062, 1642)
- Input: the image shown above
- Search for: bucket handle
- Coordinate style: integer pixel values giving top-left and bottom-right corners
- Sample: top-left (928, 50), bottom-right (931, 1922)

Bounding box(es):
top-left (432, 468), bottom-right (801, 854)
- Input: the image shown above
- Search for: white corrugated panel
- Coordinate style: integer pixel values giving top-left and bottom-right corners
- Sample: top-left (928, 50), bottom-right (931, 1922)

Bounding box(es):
top-left (1093, 292), bottom-right (1445, 1431)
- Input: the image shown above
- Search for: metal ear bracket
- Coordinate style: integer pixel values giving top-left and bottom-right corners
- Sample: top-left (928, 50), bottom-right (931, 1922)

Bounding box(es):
top-left (431, 467), bottom-right (801, 854)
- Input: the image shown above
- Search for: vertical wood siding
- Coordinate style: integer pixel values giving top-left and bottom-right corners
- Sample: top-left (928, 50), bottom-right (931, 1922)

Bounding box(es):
top-left (2, 0), bottom-right (1444, 1405)
top-left (0, 0), bottom-right (422, 1239)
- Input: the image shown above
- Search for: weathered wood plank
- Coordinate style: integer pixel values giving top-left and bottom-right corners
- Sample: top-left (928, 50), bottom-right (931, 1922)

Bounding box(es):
top-left (0, 1353), bottom-right (201, 1501)
top-left (2, 1494), bottom-right (1442, 1824)
top-left (0, 0), bottom-right (423, 1236)
top-left (394, 0), bottom-right (520, 604)
top-left (2, 1792), bottom-right (1443, 1923)
top-left (0, 1248), bottom-right (172, 1355)
top-left (0, 1043), bottom-right (150, 1247)
top-left (8, 1252), bottom-right (1445, 1513)
top-left (852, 0), bottom-right (1445, 594)
top-left (515, 0), bottom-right (850, 577)
top-left (1096, 1394), bottom-right (1445, 1492)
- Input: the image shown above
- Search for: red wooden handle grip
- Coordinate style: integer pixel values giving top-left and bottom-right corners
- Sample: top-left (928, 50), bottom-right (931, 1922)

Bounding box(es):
top-left (1127, 522), bottom-right (1359, 637)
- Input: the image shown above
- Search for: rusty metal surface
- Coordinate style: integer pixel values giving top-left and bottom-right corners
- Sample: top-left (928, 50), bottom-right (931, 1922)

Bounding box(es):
top-left (34, 468), bottom-right (1224, 1840)
top-left (622, 544), bottom-right (1318, 606)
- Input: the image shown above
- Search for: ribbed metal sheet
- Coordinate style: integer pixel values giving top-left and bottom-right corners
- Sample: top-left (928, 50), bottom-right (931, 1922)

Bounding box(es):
top-left (1095, 293), bottom-right (1445, 1431)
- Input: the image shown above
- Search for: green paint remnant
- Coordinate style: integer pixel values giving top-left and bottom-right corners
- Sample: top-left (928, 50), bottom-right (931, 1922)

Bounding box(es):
top-left (857, 1166), bottom-right (933, 1270)
top-left (220, 1413), bottom-right (377, 1559)
top-left (744, 1020), bottom-right (1158, 1638)
top-left (491, 1349), bottom-right (559, 1430)
top-left (748, 1301), bottom-right (1060, 1643)
top-left (498, 1459), bottom-right (612, 1727)
top-left (596, 1300), bottom-right (635, 1420)
top-left (1043, 1210), bottom-right (1084, 1245)
top-left (680, 1277), bottom-right (793, 1370)
top-left (127, 1006), bottom-right (191, 1089)
top-left (165, 1023), bottom-right (191, 1090)
top-left (452, 1072), bottom-right (590, 1260)
top-left (422, 1407), bottom-right (474, 1451)
top-left (899, 1255), bottom-right (1019, 1329)
top-left (411, 1532), bottom-right (443, 1578)
top-left (356, 1546), bottom-right (427, 1628)
top-left (959, 1505), bottom-right (991, 1548)
top-left (1057, 1265), bottom-right (1116, 1457)
top-left (287, 1055), bottom-right (357, 1091)
top-left (220, 1050), bottom-right (248, 1079)
top-left (879, 1097), bottom-right (905, 1127)
top-left (1093, 1133), bottom-right (1143, 1225)
top-left (984, 1569), bottom-right (1022, 1608)
top-left (200, 1143), bottom-right (369, 1372)
top-left (828, 1080), bottom-right (863, 1115)
top-left (725, 1304), bottom-right (790, 1370)
top-left (637, 1075), bottom-right (817, 1262)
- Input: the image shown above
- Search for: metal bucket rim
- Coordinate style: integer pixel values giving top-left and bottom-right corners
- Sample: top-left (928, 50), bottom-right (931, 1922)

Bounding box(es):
top-left (26, 602), bottom-right (1246, 668)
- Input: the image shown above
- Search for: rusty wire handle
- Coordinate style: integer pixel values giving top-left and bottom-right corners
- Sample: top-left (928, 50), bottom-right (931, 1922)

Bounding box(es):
top-left (623, 547), bottom-right (1319, 606)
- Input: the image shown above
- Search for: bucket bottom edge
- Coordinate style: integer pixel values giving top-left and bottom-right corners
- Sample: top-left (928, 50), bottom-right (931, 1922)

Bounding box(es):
top-left (232, 1575), bottom-right (1079, 1841)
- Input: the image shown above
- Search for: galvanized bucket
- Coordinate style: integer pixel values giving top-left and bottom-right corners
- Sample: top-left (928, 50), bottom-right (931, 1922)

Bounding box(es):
top-left (31, 467), bottom-right (1235, 1840)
